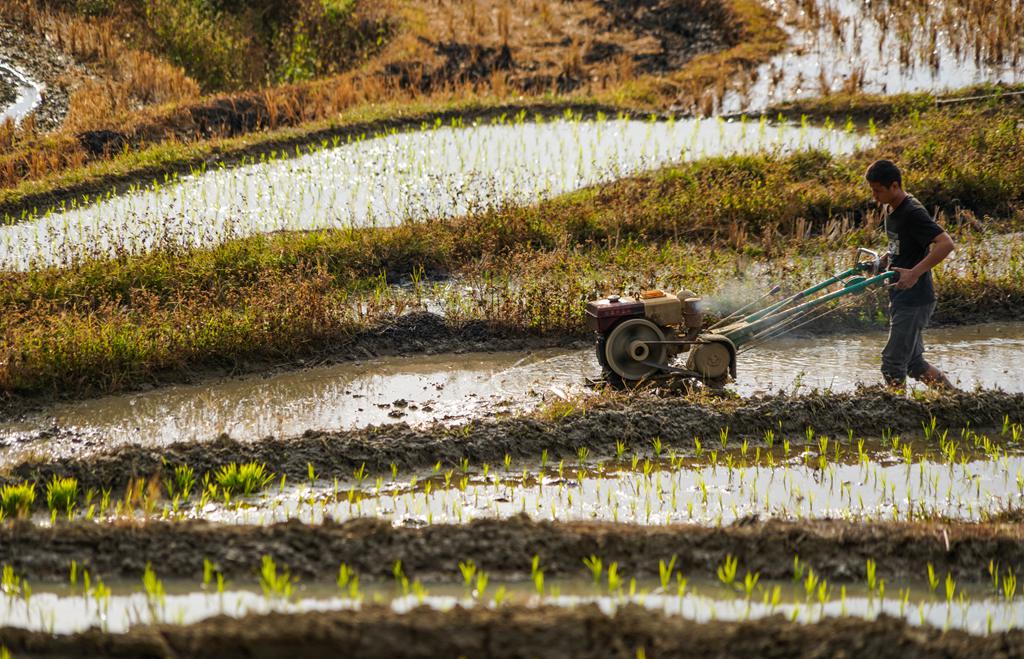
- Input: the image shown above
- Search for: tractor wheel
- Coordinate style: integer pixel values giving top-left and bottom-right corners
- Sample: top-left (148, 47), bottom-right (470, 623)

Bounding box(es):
top-left (603, 318), bottom-right (667, 381)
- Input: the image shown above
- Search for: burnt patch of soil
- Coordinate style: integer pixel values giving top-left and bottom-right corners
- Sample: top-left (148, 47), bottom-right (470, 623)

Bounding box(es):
top-left (2, 605), bottom-right (1023, 659)
top-left (384, 39), bottom-right (515, 93)
top-left (1, 517), bottom-right (1023, 585)
top-left (1, 388), bottom-right (1021, 507)
top-left (594, 0), bottom-right (740, 72)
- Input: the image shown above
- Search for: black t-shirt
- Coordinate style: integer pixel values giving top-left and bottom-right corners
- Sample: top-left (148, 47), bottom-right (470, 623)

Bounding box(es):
top-left (884, 194), bottom-right (944, 306)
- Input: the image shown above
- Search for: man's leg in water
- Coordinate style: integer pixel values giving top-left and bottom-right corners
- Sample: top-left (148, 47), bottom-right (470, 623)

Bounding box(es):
top-left (884, 301), bottom-right (953, 389)
top-left (881, 303), bottom-right (916, 386)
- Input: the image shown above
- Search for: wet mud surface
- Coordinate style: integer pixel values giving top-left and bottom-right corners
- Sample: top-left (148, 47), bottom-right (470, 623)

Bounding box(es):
top-left (6, 604), bottom-right (1024, 659)
top-left (2, 516), bottom-right (1023, 584)
top-left (0, 311), bottom-right (588, 423)
top-left (2, 320), bottom-right (1018, 460)
top-left (2, 387), bottom-right (1020, 495)
top-left (2, 604), bottom-right (1020, 659)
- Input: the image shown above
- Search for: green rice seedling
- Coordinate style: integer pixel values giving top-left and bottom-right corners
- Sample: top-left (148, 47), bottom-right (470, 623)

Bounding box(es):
top-left (165, 465), bottom-right (195, 500)
top-left (1, 565), bottom-right (21, 596)
top-left (866, 559), bottom-right (877, 593)
top-left (142, 562), bottom-right (166, 621)
top-left (792, 555), bottom-right (805, 582)
top-left (459, 559), bottom-right (477, 591)
top-left (804, 569), bottom-right (819, 600)
top-left (474, 570), bottom-right (489, 600)
top-left (259, 555), bottom-right (294, 600)
top-left (927, 563), bottom-right (939, 592)
top-left (743, 571), bottom-right (760, 599)
top-left (1003, 569), bottom-right (1017, 601)
top-left (337, 563), bottom-right (354, 591)
top-left (945, 572), bottom-right (957, 602)
top-left (0, 482), bottom-right (36, 518)
top-left (616, 441), bottom-right (626, 459)
top-left (717, 554), bottom-right (738, 588)
top-left (583, 555), bottom-right (603, 586)
top-left (215, 462), bottom-right (274, 496)
top-left (659, 555), bottom-right (677, 590)
top-left (46, 476), bottom-right (78, 516)
top-left (607, 562), bottom-right (622, 594)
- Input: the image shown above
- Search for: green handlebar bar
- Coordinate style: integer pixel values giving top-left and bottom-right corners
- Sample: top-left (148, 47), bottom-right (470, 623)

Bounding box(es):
top-left (720, 267), bottom-right (896, 347)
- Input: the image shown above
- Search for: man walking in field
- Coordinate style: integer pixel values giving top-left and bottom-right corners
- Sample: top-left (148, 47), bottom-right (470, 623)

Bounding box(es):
top-left (865, 159), bottom-right (955, 389)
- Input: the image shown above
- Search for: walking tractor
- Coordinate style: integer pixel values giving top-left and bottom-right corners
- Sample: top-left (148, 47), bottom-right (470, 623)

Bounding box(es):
top-left (586, 249), bottom-right (897, 387)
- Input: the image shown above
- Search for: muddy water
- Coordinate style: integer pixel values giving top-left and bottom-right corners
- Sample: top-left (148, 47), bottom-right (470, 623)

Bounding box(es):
top-left (2, 322), bottom-right (1020, 462)
top-left (0, 59), bottom-right (43, 125)
top-left (0, 576), bottom-right (1015, 635)
top-left (721, 0), bottom-right (1024, 113)
top-left (0, 118), bottom-right (869, 270)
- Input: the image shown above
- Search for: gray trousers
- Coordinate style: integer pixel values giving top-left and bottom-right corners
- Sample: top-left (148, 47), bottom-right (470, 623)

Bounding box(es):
top-left (881, 301), bottom-right (936, 383)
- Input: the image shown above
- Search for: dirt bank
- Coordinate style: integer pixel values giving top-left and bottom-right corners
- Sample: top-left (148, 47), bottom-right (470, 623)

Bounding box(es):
top-left (2, 387), bottom-right (1020, 495)
top-left (3, 605), bottom-right (1022, 659)
top-left (2, 516), bottom-right (1022, 584)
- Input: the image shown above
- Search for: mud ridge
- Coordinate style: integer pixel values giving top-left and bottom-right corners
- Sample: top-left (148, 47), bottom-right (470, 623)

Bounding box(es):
top-left (2, 516), bottom-right (1023, 584)
top-left (2, 388), bottom-right (1020, 495)
top-left (3, 604), bottom-right (1023, 659)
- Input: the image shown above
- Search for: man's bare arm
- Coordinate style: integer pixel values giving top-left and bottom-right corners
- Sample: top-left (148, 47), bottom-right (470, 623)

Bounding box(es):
top-left (892, 232), bottom-right (955, 290)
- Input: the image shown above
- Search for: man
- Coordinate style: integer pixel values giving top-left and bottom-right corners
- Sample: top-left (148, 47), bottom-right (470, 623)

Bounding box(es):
top-left (865, 159), bottom-right (955, 389)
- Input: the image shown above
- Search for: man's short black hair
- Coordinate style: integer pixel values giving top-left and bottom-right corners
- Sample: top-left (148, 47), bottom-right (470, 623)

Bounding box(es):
top-left (865, 159), bottom-right (902, 188)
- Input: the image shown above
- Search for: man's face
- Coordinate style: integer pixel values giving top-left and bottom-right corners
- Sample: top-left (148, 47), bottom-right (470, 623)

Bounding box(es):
top-left (869, 181), bottom-right (901, 206)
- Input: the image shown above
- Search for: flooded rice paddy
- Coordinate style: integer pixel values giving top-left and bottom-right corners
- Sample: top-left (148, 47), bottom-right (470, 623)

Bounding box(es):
top-left (0, 117), bottom-right (870, 270)
top-left (721, 0), bottom-right (1024, 113)
top-left (181, 434), bottom-right (1024, 527)
top-left (0, 573), bottom-right (1019, 636)
top-left (3, 321), bottom-right (1020, 461)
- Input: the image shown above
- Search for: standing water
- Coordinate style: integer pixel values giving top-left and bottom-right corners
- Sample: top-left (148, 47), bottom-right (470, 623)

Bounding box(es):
top-left (721, 0), bottom-right (1024, 113)
top-left (0, 117), bottom-right (870, 270)
top-left (2, 322), bottom-right (1019, 462)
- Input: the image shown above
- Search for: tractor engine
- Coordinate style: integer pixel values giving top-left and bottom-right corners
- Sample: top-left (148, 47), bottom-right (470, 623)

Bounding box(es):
top-left (586, 289), bottom-right (712, 381)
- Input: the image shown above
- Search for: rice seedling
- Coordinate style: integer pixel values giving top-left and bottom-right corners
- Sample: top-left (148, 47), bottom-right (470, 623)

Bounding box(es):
top-left (164, 464), bottom-right (195, 501)
top-left (45, 476), bottom-right (78, 517)
top-left (0, 482), bottom-right (35, 519)
top-left (258, 555), bottom-right (295, 601)
top-left (142, 563), bottom-right (166, 622)
top-left (214, 462), bottom-right (274, 497)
